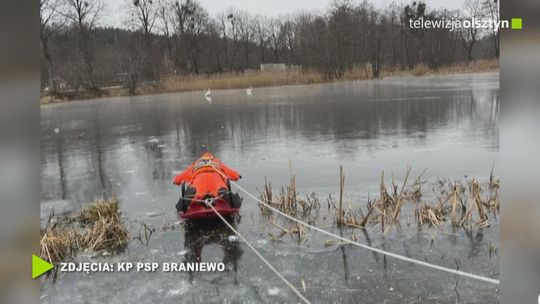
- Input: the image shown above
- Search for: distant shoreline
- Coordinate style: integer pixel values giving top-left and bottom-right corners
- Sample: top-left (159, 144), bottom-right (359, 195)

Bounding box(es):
top-left (41, 59), bottom-right (499, 105)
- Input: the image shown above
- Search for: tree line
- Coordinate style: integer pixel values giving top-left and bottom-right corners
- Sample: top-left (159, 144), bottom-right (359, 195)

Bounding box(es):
top-left (40, 0), bottom-right (500, 93)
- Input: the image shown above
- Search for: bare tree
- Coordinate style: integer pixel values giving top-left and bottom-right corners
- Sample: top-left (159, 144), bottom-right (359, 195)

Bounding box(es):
top-left (157, 0), bottom-right (176, 71)
top-left (127, 0), bottom-right (158, 34)
top-left (62, 0), bottom-right (105, 88)
top-left (218, 8), bottom-right (242, 70)
top-left (237, 10), bottom-right (253, 68)
top-left (44, 0), bottom-right (498, 90)
top-left (40, 0), bottom-right (65, 92)
top-left (350, 2), bottom-right (372, 75)
top-left (459, 0), bottom-right (484, 61)
top-left (328, 0), bottom-right (354, 78)
top-left (253, 15), bottom-right (269, 64)
top-left (382, 3), bottom-right (401, 69)
top-left (404, 1), bottom-right (427, 66)
top-left (268, 18), bottom-right (282, 62)
top-left (280, 19), bottom-right (297, 65)
top-left (125, 0), bottom-right (159, 83)
top-left (370, 11), bottom-right (383, 78)
top-left (295, 14), bottom-right (332, 76)
top-left (173, 0), bottom-right (210, 73)
top-left (483, 0), bottom-right (499, 58)
top-left (184, 2), bottom-right (210, 73)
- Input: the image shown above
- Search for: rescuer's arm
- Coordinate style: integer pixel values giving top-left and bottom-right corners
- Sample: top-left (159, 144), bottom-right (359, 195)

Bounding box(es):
top-left (219, 163), bottom-right (241, 181)
top-left (173, 164), bottom-right (194, 185)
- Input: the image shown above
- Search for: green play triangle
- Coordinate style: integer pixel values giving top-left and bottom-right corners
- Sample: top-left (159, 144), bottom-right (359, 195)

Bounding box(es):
top-left (32, 254), bottom-right (53, 279)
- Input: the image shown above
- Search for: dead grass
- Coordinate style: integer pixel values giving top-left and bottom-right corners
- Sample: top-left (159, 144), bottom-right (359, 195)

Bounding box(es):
top-left (41, 59), bottom-right (499, 104)
top-left (260, 164), bottom-right (500, 239)
top-left (158, 70), bottom-right (324, 94)
top-left (328, 165), bottom-right (500, 234)
top-left (366, 168), bottom-right (499, 233)
top-left (411, 59), bottom-right (499, 77)
top-left (412, 63), bottom-right (431, 76)
top-left (330, 198), bottom-right (365, 228)
top-left (40, 228), bottom-right (84, 265)
top-left (327, 167), bottom-right (416, 233)
top-left (84, 212), bottom-right (128, 251)
top-left (40, 197), bottom-right (129, 264)
top-left (259, 163), bottom-right (321, 243)
top-left (329, 166), bottom-right (367, 228)
top-left (78, 197), bottom-right (120, 224)
top-left (260, 163), bottom-right (321, 220)
top-left (417, 203), bottom-right (445, 227)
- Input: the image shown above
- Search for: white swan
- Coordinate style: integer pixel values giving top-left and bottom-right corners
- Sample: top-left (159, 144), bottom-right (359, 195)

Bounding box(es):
top-left (246, 87), bottom-right (252, 96)
top-left (204, 88), bottom-right (212, 104)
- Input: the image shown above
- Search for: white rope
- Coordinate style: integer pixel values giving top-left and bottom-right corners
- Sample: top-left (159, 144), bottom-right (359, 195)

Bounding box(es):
top-left (178, 193), bottom-right (227, 203)
top-left (206, 202), bottom-right (312, 304)
top-left (230, 181), bottom-right (500, 286)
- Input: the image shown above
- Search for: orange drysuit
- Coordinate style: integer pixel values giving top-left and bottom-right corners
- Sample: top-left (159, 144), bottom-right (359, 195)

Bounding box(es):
top-left (173, 153), bottom-right (241, 200)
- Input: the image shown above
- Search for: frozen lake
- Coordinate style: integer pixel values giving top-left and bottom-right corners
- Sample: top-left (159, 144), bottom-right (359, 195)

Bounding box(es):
top-left (41, 72), bottom-right (499, 303)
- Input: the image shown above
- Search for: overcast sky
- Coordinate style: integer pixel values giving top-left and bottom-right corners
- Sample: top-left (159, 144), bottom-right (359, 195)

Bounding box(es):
top-left (102, 0), bottom-right (464, 28)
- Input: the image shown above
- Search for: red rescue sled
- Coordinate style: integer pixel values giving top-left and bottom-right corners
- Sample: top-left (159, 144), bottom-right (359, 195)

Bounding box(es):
top-left (178, 197), bottom-right (239, 220)
top-left (177, 182), bottom-right (241, 220)
top-left (174, 153), bottom-right (242, 220)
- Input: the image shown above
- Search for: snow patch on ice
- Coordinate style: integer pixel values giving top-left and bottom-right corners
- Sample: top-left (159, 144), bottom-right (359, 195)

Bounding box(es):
top-left (145, 211), bottom-right (163, 217)
top-left (268, 287), bottom-right (280, 296)
top-left (167, 284), bottom-right (189, 297)
top-left (167, 289), bottom-right (182, 296)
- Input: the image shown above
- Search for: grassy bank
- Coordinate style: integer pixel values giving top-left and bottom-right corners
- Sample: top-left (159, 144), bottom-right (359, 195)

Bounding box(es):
top-left (41, 59), bottom-right (499, 104)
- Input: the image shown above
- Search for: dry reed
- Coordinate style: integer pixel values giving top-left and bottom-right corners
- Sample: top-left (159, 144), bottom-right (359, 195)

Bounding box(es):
top-left (260, 164), bottom-right (500, 239)
top-left (84, 213), bottom-right (128, 251)
top-left (41, 60), bottom-right (499, 104)
top-left (259, 163), bottom-right (321, 242)
top-left (40, 197), bottom-right (129, 264)
top-left (78, 197), bottom-right (120, 224)
top-left (259, 164), bottom-right (321, 220)
top-left (40, 227), bottom-right (84, 264)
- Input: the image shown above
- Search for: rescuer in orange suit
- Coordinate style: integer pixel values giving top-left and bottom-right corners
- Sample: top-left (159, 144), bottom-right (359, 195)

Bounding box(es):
top-left (173, 152), bottom-right (242, 212)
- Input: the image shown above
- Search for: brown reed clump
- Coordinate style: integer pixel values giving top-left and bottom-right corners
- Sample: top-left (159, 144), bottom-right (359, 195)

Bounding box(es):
top-left (40, 227), bottom-right (84, 264)
top-left (40, 196), bottom-right (129, 264)
top-left (260, 164), bottom-right (500, 239)
top-left (84, 212), bottom-right (129, 251)
top-left (326, 166), bottom-right (366, 228)
top-left (457, 178), bottom-right (490, 229)
top-left (348, 168), bottom-right (414, 234)
top-left (413, 63), bottom-right (431, 76)
top-left (337, 201), bottom-right (364, 228)
top-left (259, 163), bottom-right (321, 220)
top-left (78, 197), bottom-right (120, 224)
top-left (336, 166), bottom-right (346, 226)
top-left (356, 167), bottom-right (499, 233)
top-left (410, 60), bottom-right (499, 77)
top-left (260, 163), bottom-right (321, 242)
top-left (79, 197), bottom-right (128, 251)
top-left (416, 204), bottom-right (445, 227)
top-left (485, 166), bottom-right (500, 212)
top-left (259, 177), bottom-right (274, 216)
